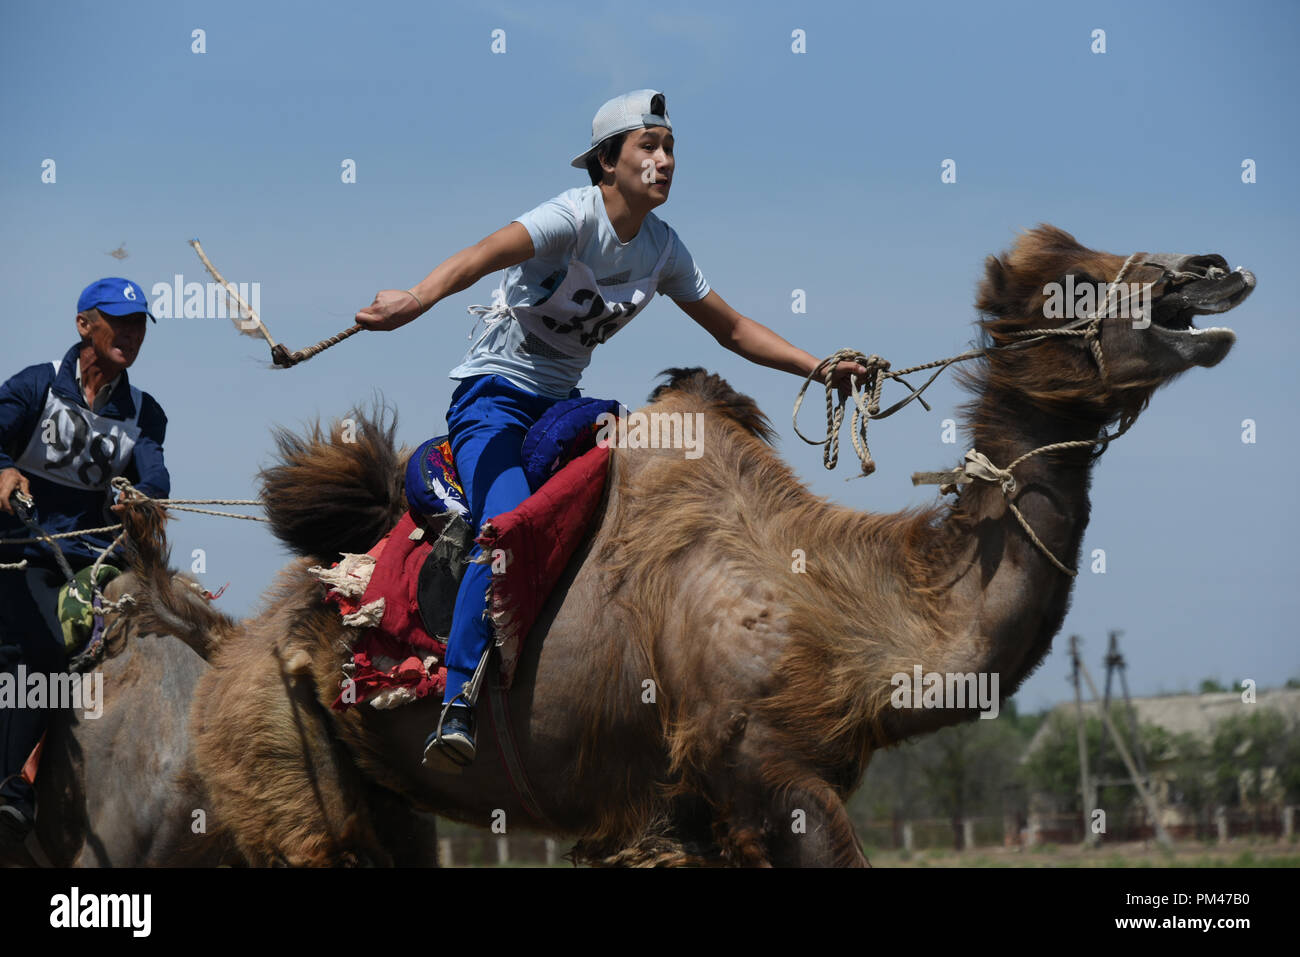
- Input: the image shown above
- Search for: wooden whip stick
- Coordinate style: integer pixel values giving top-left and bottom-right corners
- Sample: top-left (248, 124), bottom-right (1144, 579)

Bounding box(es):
top-left (188, 238), bottom-right (362, 368)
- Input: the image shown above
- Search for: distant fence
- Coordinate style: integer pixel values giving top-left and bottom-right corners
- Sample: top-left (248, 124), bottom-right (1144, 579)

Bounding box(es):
top-left (856, 816), bottom-right (1005, 852)
top-left (435, 806), bottom-right (1298, 864)
top-left (437, 834), bottom-right (564, 867)
top-left (857, 806), bottom-right (1297, 852)
top-left (1025, 806), bottom-right (1295, 845)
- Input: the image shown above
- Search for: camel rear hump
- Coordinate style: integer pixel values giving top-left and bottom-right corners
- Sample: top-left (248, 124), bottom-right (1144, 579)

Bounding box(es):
top-left (258, 403), bottom-right (410, 563)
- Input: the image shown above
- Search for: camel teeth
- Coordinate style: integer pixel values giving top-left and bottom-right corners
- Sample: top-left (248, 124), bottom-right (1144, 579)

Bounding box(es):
top-left (1160, 325), bottom-right (1232, 336)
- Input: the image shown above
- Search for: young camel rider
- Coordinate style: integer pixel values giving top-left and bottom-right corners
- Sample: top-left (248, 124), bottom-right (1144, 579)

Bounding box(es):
top-left (355, 90), bottom-right (865, 770)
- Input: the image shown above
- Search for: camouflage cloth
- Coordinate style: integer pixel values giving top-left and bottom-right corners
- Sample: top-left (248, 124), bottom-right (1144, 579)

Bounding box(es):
top-left (57, 564), bottom-right (120, 654)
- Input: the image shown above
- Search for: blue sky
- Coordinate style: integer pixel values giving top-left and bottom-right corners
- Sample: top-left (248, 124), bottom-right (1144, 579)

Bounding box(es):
top-left (2, 0), bottom-right (1296, 712)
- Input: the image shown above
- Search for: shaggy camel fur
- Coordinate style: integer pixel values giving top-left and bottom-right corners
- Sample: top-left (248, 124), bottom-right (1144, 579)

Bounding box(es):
top-left (109, 501), bottom-right (441, 867)
top-left (0, 502), bottom-right (439, 867)
top-left (123, 226), bottom-right (1253, 866)
top-left (0, 566), bottom-right (234, 866)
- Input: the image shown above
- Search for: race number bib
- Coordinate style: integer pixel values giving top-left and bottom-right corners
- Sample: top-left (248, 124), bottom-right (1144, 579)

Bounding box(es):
top-left (16, 376), bottom-right (142, 491)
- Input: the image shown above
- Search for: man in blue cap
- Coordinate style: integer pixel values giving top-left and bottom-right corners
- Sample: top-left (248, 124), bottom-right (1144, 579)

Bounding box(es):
top-left (0, 278), bottom-right (170, 845)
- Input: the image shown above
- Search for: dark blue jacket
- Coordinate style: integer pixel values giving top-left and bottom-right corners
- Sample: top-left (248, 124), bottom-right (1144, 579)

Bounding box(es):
top-left (0, 342), bottom-right (169, 570)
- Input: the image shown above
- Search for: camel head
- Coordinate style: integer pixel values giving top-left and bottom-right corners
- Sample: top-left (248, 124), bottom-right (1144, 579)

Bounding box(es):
top-left (972, 224), bottom-right (1255, 425)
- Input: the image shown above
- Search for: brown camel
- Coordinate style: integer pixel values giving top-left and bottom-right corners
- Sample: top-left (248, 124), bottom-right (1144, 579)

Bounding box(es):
top-left (0, 579), bottom-right (224, 867)
top-left (0, 566), bottom-right (235, 867)
top-left (120, 225), bottom-right (1254, 866)
top-left (0, 505), bottom-right (439, 867)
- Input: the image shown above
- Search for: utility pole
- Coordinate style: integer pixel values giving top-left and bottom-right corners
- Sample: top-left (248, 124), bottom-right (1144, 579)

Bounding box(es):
top-left (1097, 630), bottom-right (1151, 783)
top-left (1111, 630), bottom-right (1151, 783)
top-left (1071, 634), bottom-right (1175, 852)
top-left (1070, 633), bottom-right (1171, 849)
top-left (1069, 635), bottom-right (1098, 847)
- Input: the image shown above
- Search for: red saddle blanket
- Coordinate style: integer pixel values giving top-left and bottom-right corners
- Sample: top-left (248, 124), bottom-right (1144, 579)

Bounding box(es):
top-left (324, 444), bottom-right (611, 711)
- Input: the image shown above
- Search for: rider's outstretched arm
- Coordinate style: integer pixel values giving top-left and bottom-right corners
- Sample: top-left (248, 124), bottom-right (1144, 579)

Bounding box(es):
top-left (355, 223), bottom-right (536, 332)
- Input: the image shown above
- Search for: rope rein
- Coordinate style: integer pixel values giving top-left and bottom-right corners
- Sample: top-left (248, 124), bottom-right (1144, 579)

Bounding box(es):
top-left (2, 479), bottom-right (266, 667)
top-left (796, 254), bottom-right (1149, 577)
top-left (0, 489), bottom-right (267, 548)
top-left (792, 348), bottom-right (984, 476)
top-left (0, 491), bottom-right (267, 550)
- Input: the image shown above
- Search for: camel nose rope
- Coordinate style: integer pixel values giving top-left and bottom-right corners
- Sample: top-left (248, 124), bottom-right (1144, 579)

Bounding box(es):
top-left (796, 254), bottom-right (1154, 576)
top-left (997, 253), bottom-right (1144, 385)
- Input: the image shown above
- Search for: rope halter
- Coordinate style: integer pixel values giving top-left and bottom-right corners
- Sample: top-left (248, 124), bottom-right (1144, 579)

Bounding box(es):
top-left (796, 252), bottom-right (1173, 576)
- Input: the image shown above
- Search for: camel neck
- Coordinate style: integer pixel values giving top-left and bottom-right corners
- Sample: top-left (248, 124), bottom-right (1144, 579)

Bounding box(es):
top-left (885, 385), bottom-right (1109, 739)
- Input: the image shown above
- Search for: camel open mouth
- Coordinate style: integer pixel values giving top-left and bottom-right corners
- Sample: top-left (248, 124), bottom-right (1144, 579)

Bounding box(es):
top-left (1147, 263), bottom-right (1255, 366)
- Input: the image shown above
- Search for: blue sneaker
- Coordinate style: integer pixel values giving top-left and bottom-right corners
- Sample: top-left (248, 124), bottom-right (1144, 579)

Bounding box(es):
top-left (422, 703), bottom-right (476, 771)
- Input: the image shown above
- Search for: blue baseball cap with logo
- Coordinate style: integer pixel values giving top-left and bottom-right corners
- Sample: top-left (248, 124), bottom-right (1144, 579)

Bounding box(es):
top-left (78, 277), bottom-right (155, 323)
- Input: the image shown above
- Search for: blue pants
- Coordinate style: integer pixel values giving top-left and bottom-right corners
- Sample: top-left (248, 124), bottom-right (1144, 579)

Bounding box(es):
top-left (442, 375), bottom-right (574, 704)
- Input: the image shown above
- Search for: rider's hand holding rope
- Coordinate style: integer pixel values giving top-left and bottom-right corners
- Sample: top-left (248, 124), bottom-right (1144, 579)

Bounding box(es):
top-left (792, 349), bottom-right (957, 477)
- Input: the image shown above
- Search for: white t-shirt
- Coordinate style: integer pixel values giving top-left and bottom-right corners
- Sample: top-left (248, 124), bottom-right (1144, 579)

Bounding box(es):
top-left (448, 185), bottom-right (710, 397)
